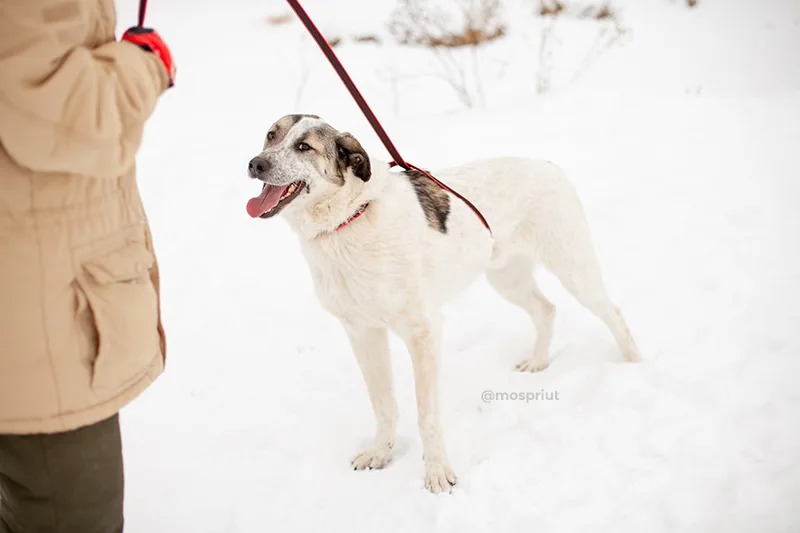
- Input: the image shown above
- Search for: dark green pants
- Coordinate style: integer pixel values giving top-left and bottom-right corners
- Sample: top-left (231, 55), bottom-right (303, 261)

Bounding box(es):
top-left (0, 414), bottom-right (124, 533)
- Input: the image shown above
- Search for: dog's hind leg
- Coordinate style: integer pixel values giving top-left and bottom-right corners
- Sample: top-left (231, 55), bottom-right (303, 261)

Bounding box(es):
top-left (561, 274), bottom-right (640, 362)
top-left (544, 243), bottom-right (640, 363)
top-left (487, 256), bottom-right (556, 372)
top-left (396, 316), bottom-right (457, 493)
top-left (342, 322), bottom-right (398, 470)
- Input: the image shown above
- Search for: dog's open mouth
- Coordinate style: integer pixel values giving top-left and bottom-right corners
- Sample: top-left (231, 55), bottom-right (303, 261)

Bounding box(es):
top-left (246, 181), bottom-right (305, 219)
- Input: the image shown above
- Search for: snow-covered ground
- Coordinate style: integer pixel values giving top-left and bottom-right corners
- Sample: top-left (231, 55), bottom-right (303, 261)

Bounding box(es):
top-left (112, 0), bottom-right (799, 531)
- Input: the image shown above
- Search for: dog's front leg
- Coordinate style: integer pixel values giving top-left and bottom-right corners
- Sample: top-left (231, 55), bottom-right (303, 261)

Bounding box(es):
top-left (398, 318), bottom-right (457, 493)
top-left (342, 322), bottom-right (398, 470)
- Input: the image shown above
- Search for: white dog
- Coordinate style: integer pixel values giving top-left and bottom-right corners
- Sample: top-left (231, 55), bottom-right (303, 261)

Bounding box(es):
top-left (247, 114), bottom-right (640, 493)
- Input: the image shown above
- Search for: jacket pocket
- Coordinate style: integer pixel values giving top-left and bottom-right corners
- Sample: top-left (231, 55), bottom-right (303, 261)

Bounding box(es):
top-left (75, 239), bottom-right (161, 394)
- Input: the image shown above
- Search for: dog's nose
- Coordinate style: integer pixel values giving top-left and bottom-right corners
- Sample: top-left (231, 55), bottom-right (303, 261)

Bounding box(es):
top-left (248, 156), bottom-right (271, 177)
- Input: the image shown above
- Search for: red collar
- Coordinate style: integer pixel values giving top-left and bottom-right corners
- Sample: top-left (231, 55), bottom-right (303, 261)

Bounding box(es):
top-left (334, 202), bottom-right (370, 232)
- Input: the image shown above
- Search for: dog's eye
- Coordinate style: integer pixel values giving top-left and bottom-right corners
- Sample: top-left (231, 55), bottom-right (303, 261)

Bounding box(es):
top-left (296, 142), bottom-right (311, 152)
top-left (267, 131), bottom-right (276, 141)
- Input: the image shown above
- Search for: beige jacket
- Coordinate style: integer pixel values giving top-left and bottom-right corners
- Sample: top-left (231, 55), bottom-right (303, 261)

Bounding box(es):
top-left (0, 0), bottom-right (169, 434)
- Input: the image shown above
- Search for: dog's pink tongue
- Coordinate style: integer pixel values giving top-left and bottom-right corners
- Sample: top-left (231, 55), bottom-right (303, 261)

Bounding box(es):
top-left (246, 185), bottom-right (287, 218)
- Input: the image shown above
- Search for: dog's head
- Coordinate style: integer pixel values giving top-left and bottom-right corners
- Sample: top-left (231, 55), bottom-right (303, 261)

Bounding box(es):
top-left (246, 114), bottom-right (371, 219)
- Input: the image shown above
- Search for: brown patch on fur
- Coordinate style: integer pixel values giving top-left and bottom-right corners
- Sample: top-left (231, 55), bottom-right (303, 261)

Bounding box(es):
top-left (294, 126), bottom-right (346, 185)
top-left (404, 170), bottom-right (450, 233)
top-left (287, 113), bottom-right (320, 125)
top-left (264, 114), bottom-right (321, 148)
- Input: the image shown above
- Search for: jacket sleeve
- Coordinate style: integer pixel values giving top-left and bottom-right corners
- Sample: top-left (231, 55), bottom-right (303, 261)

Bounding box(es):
top-left (0, 0), bottom-right (169, 179)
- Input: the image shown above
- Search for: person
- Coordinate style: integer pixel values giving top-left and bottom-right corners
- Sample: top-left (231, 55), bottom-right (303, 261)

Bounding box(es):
top-left (0, 1), bottom-right (175, 530)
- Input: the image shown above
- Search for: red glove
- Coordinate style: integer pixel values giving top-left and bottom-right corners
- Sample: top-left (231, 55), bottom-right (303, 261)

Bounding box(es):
top-left (122, 27), bottom-right (175, 87)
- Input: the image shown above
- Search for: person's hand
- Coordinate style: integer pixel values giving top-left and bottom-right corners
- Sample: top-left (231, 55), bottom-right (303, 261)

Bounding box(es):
top-left (122, 27), bottom-right (175, 87)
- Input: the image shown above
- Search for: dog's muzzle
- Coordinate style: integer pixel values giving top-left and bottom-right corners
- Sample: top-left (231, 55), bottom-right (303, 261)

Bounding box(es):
top-left (248, 156), bottom-right (271, 180)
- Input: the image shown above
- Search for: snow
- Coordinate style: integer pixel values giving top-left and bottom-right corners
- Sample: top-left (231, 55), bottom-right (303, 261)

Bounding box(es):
top-left (109, 0), bottom-right (800, 531)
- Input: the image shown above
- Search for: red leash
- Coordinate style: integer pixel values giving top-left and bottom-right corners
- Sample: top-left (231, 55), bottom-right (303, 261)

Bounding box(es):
top-left (137, 0), bottom-right (148, 27)
top-left (284, 0), bottom-right (492, 234)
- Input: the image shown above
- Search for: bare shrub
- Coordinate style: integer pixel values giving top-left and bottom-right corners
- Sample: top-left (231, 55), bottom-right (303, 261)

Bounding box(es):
top-left (266, 13), bottom-right (293, 26)
top-left (354, 34), bottom-right (382, 44)
top-left (591, 5), bottom-right (613, 19)
top-left (539, 1), bottom-right (622, 24)
top-left (539, 0), bottom-right (564, 16)
top-left (389, 0), bottom-right (506, 48)
top-left (536, 21), bottom-right (556, 94)
top-left (388, 0), bottom-right (507, 108)
top-left (536, 1), bottom-right (627, 94)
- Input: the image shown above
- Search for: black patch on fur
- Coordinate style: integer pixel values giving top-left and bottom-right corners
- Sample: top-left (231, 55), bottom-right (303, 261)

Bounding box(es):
top-left (404, 170), bottom-right (450, 233)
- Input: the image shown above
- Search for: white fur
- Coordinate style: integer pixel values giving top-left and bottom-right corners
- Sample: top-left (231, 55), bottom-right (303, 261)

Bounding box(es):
top-left (257, 118), bottom-right (640, 493)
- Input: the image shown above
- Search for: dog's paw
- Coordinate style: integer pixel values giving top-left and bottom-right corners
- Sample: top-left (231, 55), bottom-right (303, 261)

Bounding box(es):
top-left (515, 357), bottom-right (549, 373)
top-left (424, 461), bottom-right (457, 494)
top-left (351, 445), bottom-right (393, 470)
top-left (622, 347), bottom-right (641, 363)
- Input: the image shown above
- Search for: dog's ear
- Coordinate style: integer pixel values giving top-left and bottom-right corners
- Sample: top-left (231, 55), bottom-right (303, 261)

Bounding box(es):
top-left (335, 133), bottom-right (371, 182)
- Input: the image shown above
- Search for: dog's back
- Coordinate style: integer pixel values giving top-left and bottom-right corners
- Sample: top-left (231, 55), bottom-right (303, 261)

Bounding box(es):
top-left (382, 157), bottom-right (591, 301)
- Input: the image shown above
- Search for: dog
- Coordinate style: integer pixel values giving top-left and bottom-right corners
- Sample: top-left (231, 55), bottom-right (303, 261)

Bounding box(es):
top-left (246, 114), bottom-right (640, 493)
